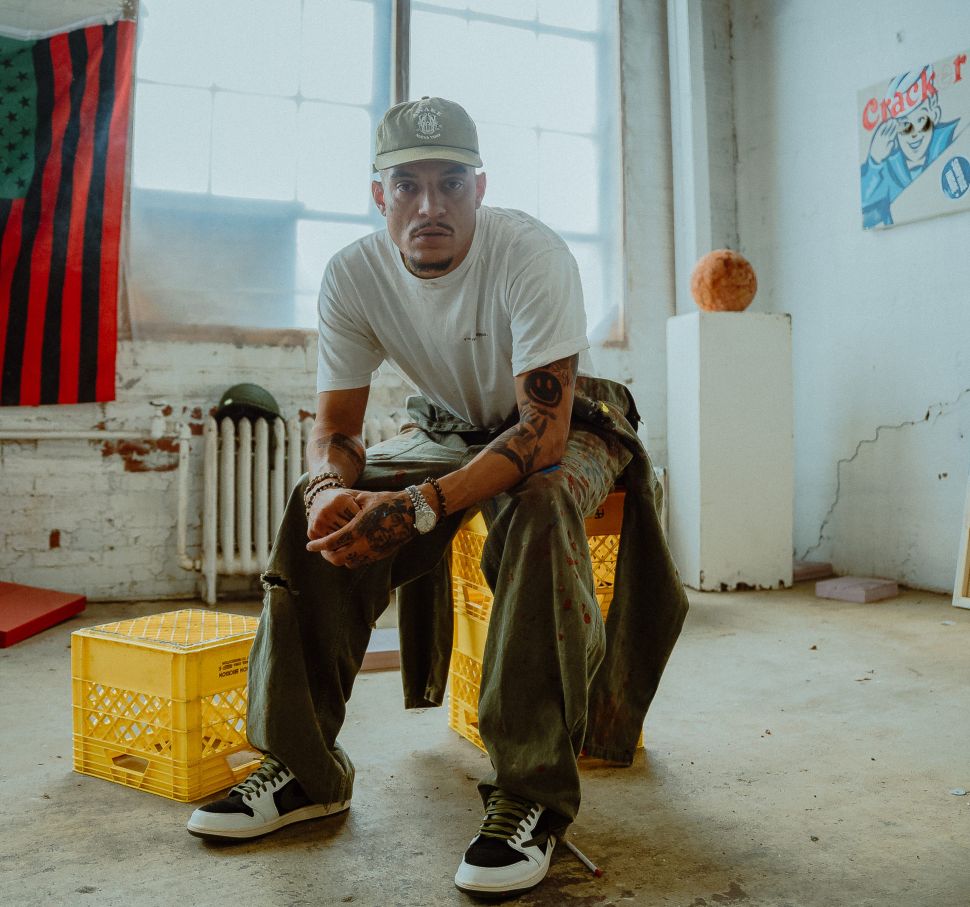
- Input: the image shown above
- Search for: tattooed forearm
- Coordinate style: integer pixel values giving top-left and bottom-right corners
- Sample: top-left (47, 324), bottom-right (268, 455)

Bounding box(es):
top-left (486, 354), bottom-right (576, 477)
top-left (488, 407), bottom-right (551, 475)
top-left (311, 432), bottom-right (366, 476)
top-left (547, 354), bottom-right (577, 387)
top-left (524, 370), bottom-right (563, 407)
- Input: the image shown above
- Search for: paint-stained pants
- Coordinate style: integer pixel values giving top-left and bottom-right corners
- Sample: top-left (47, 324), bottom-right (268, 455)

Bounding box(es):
top-left (245, 396), bottom-right (632, 824)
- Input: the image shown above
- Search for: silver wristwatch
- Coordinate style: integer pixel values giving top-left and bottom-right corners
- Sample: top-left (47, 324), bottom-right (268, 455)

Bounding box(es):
top-left (404, 485), bottom-right (438, 534)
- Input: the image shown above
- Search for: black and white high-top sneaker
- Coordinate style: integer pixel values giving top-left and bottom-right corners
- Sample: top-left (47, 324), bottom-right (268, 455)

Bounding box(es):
top-left (454, 789), bottom-right (558, 897)
top-left (186, 753), bottom-right (349, 841)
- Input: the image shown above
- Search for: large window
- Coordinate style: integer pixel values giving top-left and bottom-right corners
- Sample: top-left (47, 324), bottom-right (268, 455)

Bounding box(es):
top-left (128, 0), bottom-right (621, 340)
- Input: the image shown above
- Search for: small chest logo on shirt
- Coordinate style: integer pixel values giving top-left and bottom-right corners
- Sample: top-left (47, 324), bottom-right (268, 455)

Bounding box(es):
top-left (463, 331), bottom-right (487, 342)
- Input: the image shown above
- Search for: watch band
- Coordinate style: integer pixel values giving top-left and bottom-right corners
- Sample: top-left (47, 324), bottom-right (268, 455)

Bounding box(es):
top-left (405, 485), bottom-right (438, 535)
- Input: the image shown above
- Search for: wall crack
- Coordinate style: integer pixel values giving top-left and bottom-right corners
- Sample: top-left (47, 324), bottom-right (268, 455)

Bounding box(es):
top-left (797, 385), bottom-right (970, 562)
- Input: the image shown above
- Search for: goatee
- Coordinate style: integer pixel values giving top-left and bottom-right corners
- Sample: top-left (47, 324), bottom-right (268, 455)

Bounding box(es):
top-left (405, 257), bottom-right (453, 275)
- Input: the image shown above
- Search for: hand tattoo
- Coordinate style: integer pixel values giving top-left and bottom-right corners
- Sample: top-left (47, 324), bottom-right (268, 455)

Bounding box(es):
top-left (351, 498), bottom-right (414, 554)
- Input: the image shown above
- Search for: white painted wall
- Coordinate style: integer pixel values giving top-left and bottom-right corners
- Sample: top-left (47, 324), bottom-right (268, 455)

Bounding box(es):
top-left (730, 0), bottom-right (970, 591)
top-left (597, 0), bottom-right (676, 465)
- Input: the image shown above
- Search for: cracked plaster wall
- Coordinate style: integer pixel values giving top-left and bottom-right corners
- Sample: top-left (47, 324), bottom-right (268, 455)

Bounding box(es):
top-left (731, 0), bottom-right (970, 591)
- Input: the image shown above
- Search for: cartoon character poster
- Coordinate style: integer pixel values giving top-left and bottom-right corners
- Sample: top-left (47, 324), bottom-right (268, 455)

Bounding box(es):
top-left (859, 48), bottom-right (970, 229)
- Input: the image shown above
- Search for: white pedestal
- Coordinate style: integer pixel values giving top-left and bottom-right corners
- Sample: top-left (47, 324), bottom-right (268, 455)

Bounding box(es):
top-left (666, 312), bottom-right (793, 590)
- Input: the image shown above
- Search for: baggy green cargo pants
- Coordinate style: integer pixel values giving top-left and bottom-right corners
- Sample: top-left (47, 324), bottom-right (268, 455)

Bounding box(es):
top-left (245, 383), bottom-right (635, 825)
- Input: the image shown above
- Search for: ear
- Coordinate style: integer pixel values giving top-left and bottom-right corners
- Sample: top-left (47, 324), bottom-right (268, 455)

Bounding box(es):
top-left (475, 171), bottom-right (487, 209)
top-left (371, 179), bottom-right (386, 216)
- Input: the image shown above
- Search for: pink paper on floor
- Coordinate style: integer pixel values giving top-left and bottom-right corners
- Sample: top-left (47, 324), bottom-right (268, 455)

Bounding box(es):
top-left (815, 576), bottom-right (899, 603)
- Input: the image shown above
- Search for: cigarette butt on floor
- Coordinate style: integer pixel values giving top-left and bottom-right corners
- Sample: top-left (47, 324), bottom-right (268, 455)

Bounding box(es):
top-left (564, 838), bottom-right (603, 877)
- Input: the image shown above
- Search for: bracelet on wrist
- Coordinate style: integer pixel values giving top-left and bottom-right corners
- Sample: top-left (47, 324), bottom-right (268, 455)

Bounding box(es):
top-left (424, 475), bottom-right (447, 518)
top-left (304, 482), bottom-right (345, 517)
top-left (304, 472), bottom-right (346, 507)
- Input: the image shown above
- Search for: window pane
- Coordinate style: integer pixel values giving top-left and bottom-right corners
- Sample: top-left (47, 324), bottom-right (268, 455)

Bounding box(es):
top-left (301, 0), bottom-right (375, 104)
top-left (568, 240), bottom-right (610, 340)
top-left (538, 0), bottom-right (600, 31)
top-left (137, 0), bottom-right (220, 88)
top-left (211, 94), bottom-right (297, 200)
top-left (537, 33), bottom-right (597, 133)
top-left (298, 103), bottom-right (373, 214)
top-left (409, 11), bottom-right (472, 101)
top-left (468, 0), bottom-right (536, 20)
top-left (132, 84), bottom-right (211, 192)
top-left (215, 0), bottom-right (301, 96)
top-left (475, 122), bottom-right (538, 214)
top-left (296, 220), bottom-right (374, 294)
top-left (465, 21), bottom-right (537, 125)
top-left (538, 132), bottom-right (598, 233)
top-left (415, 0), bottom-right (468, 10)
top-left (410, 2), bottom-right (622, 342)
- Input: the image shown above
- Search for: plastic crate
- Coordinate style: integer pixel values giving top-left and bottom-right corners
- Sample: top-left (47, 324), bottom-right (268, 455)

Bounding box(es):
top-left (448, 491), bottom-right (642, 753)
top-left (71, 609), bottom-right (262, 802)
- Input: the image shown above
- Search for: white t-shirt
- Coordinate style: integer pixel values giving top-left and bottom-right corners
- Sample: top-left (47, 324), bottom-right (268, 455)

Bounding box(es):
top-left (316, 206), bottom-right (590, 429)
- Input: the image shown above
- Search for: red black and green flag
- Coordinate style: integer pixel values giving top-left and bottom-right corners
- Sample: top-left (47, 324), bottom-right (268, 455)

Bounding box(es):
top-left (0, 19), bottom-right (133, 407)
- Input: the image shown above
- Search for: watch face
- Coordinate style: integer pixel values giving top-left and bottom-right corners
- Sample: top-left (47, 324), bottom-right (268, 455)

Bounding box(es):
top-left (415, 507), bottom-right (435, 534)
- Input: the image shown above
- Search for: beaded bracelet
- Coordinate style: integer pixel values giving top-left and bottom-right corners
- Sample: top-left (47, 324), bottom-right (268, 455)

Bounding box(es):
top-left (424, 475), bottom-right (447, 518)
top-left (304, 481), bottom-right (345, 518)
top-left (304, 472), bottom-right (345, 507)
top-left (306, 471), bottom-right (345, 494)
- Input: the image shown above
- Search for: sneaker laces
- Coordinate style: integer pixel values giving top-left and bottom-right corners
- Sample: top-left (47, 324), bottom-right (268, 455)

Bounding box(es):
top-left (477, 789), bottom-right (537, 841)
top-left (230, 754), bottom-right (288, 801)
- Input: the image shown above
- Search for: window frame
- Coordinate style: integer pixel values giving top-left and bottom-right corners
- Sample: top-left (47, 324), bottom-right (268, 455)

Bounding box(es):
top-left (122, 0), bottom-right (626, 346)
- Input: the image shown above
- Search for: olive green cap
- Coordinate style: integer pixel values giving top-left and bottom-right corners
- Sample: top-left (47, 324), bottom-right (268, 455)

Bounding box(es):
top-left (373, 96), bottom-right (482, 172)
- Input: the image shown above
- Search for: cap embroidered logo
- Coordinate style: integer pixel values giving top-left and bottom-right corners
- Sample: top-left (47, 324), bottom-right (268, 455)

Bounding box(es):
top-left (416, 107), bottom-right (442, 140)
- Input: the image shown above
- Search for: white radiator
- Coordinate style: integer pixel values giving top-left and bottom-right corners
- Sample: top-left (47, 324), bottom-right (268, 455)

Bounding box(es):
top-left (198, 416), bottom-right (303, 604)
top-left (177, 414), bottom-right (401, 604)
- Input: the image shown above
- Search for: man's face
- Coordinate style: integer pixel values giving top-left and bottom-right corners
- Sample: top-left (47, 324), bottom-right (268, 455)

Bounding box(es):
top-left (371, 160), bottom-right (486, 278)
top-left (894, 100), bottom-right (938, 166)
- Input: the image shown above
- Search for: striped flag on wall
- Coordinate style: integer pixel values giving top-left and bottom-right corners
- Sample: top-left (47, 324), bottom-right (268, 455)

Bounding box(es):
top-left (0, 19), bottom-right (133, 407)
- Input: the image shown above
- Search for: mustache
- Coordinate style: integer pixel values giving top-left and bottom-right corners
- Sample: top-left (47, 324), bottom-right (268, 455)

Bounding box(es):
top-left (410, 221), bottom-right (454, 237)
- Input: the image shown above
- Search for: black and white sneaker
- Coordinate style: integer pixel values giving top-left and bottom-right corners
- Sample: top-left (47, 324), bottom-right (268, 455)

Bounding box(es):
top-left (454, 789), bottom-right (558, 898)
top-left (186, 753), bottom-right (350, 841)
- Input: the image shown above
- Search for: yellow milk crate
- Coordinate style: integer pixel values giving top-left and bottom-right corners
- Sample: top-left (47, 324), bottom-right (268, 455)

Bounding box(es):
top-left (71, 609), bottom-right (262, 803)
top-left (448, 491), bottom-right (642, 753)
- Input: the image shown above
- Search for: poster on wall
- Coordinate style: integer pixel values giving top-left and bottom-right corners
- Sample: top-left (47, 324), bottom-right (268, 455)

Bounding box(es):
top-left (859, 48), bottom-right (970, 229)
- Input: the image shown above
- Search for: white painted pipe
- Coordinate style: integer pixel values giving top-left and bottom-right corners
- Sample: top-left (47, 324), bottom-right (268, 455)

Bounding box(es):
top-left (286, 417), bottom-right (302, 495)
top-left (254, 418), bottom-right (269, 570)
top-left (271, 418), bottom-right (286, 535)
top-left (237, 418), bottom-right (253, 576)
top-left (176, 423), bottom-right (196, 571)
top-left (219, 418), bottom-right (236, 576)
top-left (0, 430), bottom-right (165, 441)
top-left (203, 417), bottom-right (218, 604)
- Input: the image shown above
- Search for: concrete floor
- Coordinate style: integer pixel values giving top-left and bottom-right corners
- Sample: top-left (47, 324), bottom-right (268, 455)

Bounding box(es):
top-left (1, 585), bottom-right (968, 907)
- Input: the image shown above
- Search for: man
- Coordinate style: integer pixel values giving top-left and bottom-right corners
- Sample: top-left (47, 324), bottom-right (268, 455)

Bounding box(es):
top-left (187, 97), bottom-right (687, 899)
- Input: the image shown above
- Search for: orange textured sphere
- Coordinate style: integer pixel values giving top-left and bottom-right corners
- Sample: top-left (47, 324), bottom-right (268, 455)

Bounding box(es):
top-left (690, 249), bottom-right (758, 312)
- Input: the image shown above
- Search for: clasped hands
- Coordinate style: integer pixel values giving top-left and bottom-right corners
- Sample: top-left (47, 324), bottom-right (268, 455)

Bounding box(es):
top-left (306, 487), bottom-right (416, 568)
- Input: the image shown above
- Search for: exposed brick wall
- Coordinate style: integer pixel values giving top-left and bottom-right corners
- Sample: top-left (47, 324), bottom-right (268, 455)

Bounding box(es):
top-left (0, 338), bottom-right (412, 601)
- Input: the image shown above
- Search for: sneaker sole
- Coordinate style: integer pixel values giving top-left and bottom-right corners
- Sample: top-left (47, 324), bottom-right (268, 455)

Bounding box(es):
top-left (187, 799), bottom-right (350, 841)
top-left (454, 837), bottom-right (556, 898)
